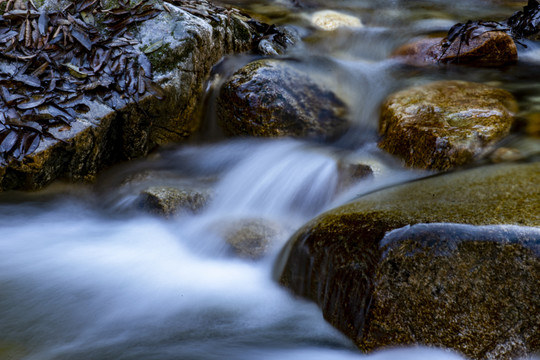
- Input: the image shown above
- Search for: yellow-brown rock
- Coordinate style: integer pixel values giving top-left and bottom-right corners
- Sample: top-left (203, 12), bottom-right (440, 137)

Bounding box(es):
top-left (278, 161), bottom-right (540, 360)
top-left (378, 80), bottom-right (518, 170)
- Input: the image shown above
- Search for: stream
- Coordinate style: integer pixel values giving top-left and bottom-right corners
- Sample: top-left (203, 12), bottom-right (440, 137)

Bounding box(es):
top-left (1, 0), bottom-right (539, 359)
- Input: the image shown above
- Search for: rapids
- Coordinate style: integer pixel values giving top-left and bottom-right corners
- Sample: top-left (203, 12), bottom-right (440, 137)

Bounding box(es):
top-left (1, 0), bottom-right (539, 359)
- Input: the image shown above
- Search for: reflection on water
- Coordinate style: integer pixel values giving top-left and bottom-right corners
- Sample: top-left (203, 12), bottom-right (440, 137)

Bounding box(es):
top-left (1, 0), bottom-right (539, 359)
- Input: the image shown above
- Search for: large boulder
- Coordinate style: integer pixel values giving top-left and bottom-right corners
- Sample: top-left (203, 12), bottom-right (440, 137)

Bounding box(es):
top-left (378, 80), bottom-right (518, 170)
top-left (0, 0), bottom-right (288, 191)
top-left (216, 59), bottom-right (350, 139)
top-left (277, 161), bottom-right (540, 360)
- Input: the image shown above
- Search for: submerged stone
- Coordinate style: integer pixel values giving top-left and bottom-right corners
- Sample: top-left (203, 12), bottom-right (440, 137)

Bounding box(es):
top-left (278, 161), bottom-right (540, 360)
top-left (217, 59), bottom-right (350, 139)
top-left (378, 80), bottom-right (518, 170)
top-left (137, 185), bottom-right (212, 217)
top-left (310, 10), bottom-right (363, 31)
top-left (222, 218), bottom-right (285, 260)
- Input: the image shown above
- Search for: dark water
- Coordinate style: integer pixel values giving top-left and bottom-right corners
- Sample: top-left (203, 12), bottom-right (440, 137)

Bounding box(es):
top-left (0, 0), bottom-right (538, 359)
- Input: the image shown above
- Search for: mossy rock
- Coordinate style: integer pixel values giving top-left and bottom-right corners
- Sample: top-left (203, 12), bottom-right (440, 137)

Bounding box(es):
top-left (378, 80), bottom-right (518, 170)
top-left (217, 59), bottom-right (350, 139)
top-left (278, 161), bottom-right (540, 360)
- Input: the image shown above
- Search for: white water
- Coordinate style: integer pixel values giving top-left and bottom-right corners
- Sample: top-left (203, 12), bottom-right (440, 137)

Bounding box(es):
top-left (0, 138), bottom-right (465, 360)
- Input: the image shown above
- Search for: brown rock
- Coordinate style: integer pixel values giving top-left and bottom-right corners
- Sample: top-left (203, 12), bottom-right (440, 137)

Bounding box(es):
top-left (393, 31), bottom-right (517, 67)
top-left (378, 80), bottom-right (518, 170)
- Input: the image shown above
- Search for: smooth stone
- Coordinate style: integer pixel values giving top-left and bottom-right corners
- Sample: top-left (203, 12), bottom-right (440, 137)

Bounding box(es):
top-left (278, 161), bottom-right (540, 360)
top-left (222, 218), bottom-right (285, 259)
top-left (216, 59), bottom-right (350, 139)
top-left (310, 10), bottom-right (363, 31)
top-left (378, 80), bottom-right (518, 170)
top-left (137, 185), bottom-right (212, 217)
top-left (392, 31), bottom-right (517, 67)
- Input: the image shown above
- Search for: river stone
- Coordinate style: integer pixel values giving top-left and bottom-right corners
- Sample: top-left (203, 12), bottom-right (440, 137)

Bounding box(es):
top-left (222, 218), bottom-right (285, 259)
top-left (137, 185), bottom-right (212, 217)
top-left (378, 80), bottom-right (518, 170)
top-left (392, 31), bottom-right (517, 67)
top-left (216, 59), bottom-right (349, 139)
top-left (277, 161), bottom-right (540, 360)
top-left (310, 10), bottom-right (363, 31)
top-left (336, 159), bottom-right (373, 192)
top-left (0, 1), bottom-right (286, 191)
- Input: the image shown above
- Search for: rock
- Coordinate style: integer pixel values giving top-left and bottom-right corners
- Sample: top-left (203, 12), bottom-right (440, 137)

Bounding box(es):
top-left (310, 10), bottom-right (363, 31)
top-left (378, 80), bottom-right (518, 170)
top-left (393, 31), bottom-right (517, 67)
top-left (336, 159), bottom-right (373, 191)
top-left (222, 218), bottom-right (285, 259)
top-left (137, 185), bottom-right (212, 217)
top-left (278, 161), bottom-right (540, 360)
top-left (217, 59), bottom-right (349, 139)
top-left (0, 1), bottom-right (287, 191)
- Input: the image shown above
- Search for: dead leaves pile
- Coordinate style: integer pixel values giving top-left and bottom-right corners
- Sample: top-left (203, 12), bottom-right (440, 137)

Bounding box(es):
top-left (0, 0), bottom-right (163, 164)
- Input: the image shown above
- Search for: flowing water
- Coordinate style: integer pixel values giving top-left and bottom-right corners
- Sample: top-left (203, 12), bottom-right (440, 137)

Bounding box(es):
top-left (1, 0), bottom-right (539, 359)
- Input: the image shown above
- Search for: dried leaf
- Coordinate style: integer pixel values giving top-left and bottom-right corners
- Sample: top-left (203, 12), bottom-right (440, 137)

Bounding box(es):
top-left (38, 10), bottom-right (49, 36)
top-left (17, 96), bottom-right (47, 110)
top-left (0, 130), bottom-right (18, 152)
top-left (71, 27), bottom-right (93, 51)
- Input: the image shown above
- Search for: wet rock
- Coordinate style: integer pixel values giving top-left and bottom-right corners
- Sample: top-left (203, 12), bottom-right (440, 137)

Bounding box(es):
top-left (378, 80), bottom-right (518, 170)
top-left (393, 31), bottom-right (517, 67)
top-left (310, 10), bottom-right (363, 31)
top-left (222, 218), bottom-right (285, 259)
top-left (137, 185), bottom-right (212, 217)
top-left (0, 1), bottom-right (286, 191)
top-left (336, 159), bottom-right (373, 191)
top-left (278, 161), bottom-right (540, 360)
top-left (217, 59), bottom-right (349, 139)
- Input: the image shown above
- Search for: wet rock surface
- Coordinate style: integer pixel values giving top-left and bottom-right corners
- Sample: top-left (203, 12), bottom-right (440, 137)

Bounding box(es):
top-left (216, 59), bottom-right (350, 139)
top-left (393, 30), bottom-right (517, 67)
top-left (0, 0), bottom-right (287, 191)
top-left (278, 161), bottom-right (540, 360)
top-left (378, 80), bottom-right (518, 170)
top-left (222, 218), bottom-right (285, 259)
top-left (137, 185), bottom-right (213, 217)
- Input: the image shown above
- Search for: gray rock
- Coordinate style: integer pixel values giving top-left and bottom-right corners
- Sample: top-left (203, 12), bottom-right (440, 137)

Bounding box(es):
top-left (0, 1), bottom-right (287, 191)
top-left (278, 161), bottom-right (540, 360)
